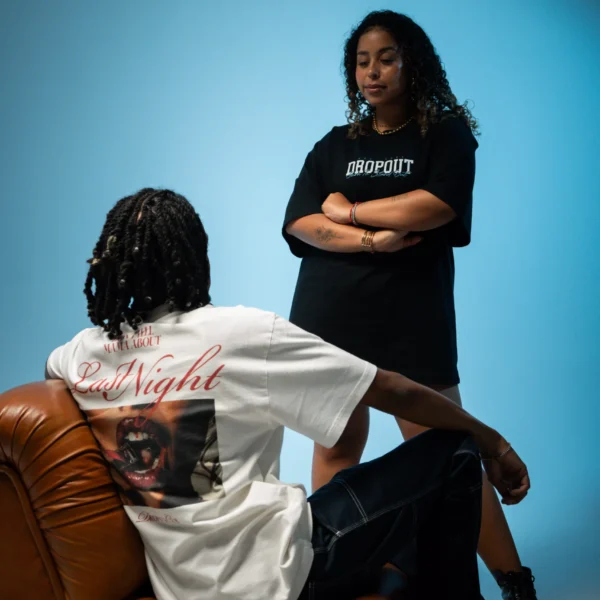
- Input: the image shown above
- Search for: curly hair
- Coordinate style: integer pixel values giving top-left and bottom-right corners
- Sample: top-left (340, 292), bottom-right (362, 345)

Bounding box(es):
top-left (343, 10), bottom-right (478, 138)
top-left (84, 188), bottom-right (211, 339)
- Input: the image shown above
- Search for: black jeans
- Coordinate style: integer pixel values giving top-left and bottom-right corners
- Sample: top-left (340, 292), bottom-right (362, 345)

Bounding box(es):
top-left (298, 430), bottom-right (483, 599)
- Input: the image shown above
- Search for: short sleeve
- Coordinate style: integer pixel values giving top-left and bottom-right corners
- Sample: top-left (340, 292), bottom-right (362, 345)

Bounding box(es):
top-left (282, 135), bottom-right (330, 258)
top-left (265, 315), bottom-right (377, 448)
top-left (421, 117), bottom-right (478, 247)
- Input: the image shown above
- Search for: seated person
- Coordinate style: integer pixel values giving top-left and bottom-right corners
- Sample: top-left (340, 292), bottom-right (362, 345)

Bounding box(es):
top-left (45, 188), bottom-right (530, 600)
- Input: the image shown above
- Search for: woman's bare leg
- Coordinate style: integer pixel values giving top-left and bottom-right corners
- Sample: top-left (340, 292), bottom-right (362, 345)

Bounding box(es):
top-left (397, 384), bottom-right (521, 574)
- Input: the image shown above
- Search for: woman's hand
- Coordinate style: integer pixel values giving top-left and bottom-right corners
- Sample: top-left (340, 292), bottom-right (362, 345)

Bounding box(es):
top-left (373, 230), bottom-right (423, 253)
top-left (322, 192), bottom-right (353, 224)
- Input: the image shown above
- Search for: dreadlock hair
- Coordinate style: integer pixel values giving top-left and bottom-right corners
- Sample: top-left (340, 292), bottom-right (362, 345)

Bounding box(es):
top-left (343, 10), bottom-right (479, 138)
top-left (84, 188), bottom-right (211, 339)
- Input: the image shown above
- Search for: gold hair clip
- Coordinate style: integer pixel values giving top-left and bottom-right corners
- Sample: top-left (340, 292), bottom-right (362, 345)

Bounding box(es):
top-left (106, 235), bottom-right (117, 251)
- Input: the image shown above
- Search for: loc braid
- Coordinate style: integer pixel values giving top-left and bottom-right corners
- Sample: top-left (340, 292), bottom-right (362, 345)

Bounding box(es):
top-left (139, 199), bottom-right (155, 310)
top-left (102, 199), bottom-right (139, 337)
top-left (131, 200), bottom-right (146, 314)
top-left (150, 209), bottom-right (178, 311)
top-left (160, 203), bottom-right (205, 308)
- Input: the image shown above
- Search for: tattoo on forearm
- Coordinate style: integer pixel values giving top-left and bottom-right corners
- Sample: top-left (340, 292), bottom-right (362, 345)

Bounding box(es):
top-left (315, 226), bottom-right (343, 244)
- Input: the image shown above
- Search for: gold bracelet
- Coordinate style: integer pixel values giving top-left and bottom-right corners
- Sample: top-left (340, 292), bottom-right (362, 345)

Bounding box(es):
top-left (360, 230), bottom-right (369, 250)
top-left (368, 230), bottom-right (376, 253)
top-left (361, 230), bottom-right (375, 253)
top-left (361, 230), bottom-right (368, 247)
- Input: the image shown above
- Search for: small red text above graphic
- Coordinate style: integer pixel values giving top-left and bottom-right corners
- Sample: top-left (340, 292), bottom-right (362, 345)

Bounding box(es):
top-left (72, 345), bottom-right (225, 404)
top-left (136, 511), bottom-right (180, 524)
top-left (103, 326), bottom-right (161, 354)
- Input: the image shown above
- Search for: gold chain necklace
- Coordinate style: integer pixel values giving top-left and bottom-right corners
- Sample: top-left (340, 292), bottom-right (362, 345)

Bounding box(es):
top-left (372, 114), bottom-right (414, 135)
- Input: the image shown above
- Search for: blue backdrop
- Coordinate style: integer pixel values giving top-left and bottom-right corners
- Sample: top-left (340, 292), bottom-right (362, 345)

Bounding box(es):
top-left (1, 1), bottom-right (598, 597)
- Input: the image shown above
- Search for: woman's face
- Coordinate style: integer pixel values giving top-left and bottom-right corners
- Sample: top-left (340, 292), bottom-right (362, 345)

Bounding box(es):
top-left (355, 27), bottom-right (409, 109)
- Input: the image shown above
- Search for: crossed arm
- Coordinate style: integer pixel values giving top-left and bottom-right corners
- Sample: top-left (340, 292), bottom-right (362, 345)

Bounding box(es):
top-left (285, 190), bottom-right (456, 253)
top-left (338, 189), bottom-right (456, 231)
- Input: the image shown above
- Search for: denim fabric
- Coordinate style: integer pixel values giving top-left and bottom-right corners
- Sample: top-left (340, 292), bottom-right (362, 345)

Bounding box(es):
top-left (298, 429), bottom-right (483, 600)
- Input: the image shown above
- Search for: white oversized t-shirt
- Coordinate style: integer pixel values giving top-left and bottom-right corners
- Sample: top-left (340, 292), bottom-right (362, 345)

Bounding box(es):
top-left (46, 305), bottom-right (377, 600)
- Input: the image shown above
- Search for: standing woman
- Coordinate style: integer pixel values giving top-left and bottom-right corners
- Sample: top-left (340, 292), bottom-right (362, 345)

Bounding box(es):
top-left (282, 10), bottom-right (537, 600)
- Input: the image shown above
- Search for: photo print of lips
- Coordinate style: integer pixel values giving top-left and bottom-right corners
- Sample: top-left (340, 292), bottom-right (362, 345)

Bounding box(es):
top-left (86, 398), bottom-right (224, 509)
top-left (106, 416), bottom-right (171, 490)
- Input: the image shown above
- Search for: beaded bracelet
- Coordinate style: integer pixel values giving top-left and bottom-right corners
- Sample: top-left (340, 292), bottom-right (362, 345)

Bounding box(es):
top-left (350, 202), bottom-right (361, 226)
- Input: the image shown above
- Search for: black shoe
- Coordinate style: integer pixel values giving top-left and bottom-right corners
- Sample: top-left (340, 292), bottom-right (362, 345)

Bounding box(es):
top-left (494, 566), bottom-right (537, 599)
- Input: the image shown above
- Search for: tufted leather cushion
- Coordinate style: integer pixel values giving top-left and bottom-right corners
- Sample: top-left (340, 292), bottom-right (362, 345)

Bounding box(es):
top-left (0, 381), bottom-right (155, 600)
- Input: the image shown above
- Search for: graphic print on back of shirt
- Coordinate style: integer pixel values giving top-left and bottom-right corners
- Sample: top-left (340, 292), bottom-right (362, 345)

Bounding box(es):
top-left (87, 399), bottom-right (224, 509)
top-left (346, 156), bottom-right (415, 178)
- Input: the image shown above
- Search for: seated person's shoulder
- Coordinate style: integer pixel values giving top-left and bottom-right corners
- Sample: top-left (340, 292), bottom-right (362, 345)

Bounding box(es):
top-left (207, 305), bottom-right (278, 333)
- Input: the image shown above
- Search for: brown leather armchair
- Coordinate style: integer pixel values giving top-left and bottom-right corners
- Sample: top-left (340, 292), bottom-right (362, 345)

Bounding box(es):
top-left (0, 381), bottom-right (156, 600)
top-left (0, 381), bottom-right (405, 600)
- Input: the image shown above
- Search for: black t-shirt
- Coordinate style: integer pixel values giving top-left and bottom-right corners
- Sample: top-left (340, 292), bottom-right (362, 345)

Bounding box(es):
top-left (282, 117), bottom-right (478, 385)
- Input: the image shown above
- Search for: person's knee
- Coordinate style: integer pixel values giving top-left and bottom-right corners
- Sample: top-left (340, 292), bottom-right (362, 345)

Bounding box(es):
top-left (417, 430), bottom-right (480, 482)
top-left (450, 437), bottom-right (483, 490)
top-left (412, 427), bottom-right (469, 448)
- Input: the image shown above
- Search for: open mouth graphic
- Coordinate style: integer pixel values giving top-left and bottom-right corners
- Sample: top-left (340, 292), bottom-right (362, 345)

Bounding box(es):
top-left (107, 416), bottom-right (171, 490)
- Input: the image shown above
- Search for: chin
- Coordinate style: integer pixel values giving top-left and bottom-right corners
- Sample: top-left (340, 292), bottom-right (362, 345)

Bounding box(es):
top-left (372, 96), bottom-right (401, 109)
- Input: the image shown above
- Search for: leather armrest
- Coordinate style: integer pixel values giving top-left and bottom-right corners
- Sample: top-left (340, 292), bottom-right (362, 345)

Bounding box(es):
top-left (0, 381), bottom-right (150, 600)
